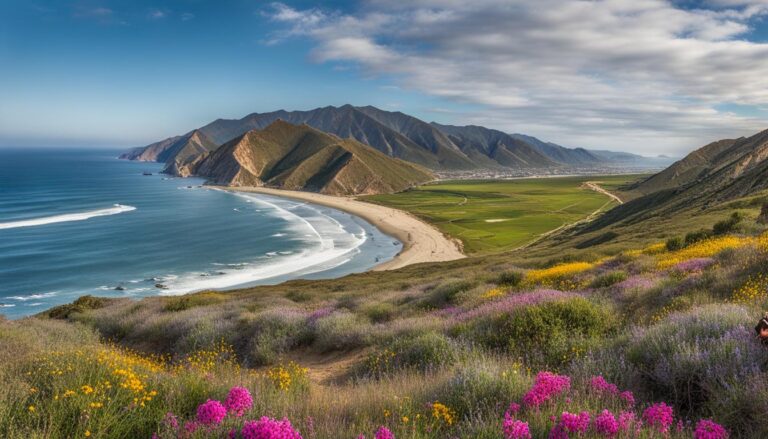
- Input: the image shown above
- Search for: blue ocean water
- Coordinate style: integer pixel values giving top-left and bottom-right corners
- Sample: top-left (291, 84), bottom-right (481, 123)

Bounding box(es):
top-left (0, 149), bottom-right (401, 318)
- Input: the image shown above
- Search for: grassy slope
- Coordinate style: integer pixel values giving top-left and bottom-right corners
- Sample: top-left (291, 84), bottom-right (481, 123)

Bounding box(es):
top-left (6, 176), bottom-right (768, 438)
top-left (362, 175), bottom-right (637, 255)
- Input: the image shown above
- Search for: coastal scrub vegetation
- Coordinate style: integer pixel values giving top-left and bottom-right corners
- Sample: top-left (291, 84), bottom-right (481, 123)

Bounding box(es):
top-left (4, 210), bottom-right (768, 437)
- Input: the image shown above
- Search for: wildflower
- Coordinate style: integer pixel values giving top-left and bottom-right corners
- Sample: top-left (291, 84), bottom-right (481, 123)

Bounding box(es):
top-left (506, 402), bottom-right (521, 416)
top-left (619, 412), bottom-right (635, 432)
top-left (694, 419), bottom-right (729, 439)
top-left (590, 376), bottom-right (619, 395)
top-left (28, 405), bottom-right (35, 413)
top-left (503, 412), bottom-right (531, 439)
top-left (374, 426), bottom-right (394, 439)
top-left (163, 412), bottom-right (179, 430)
top-left (522, 371), bottom-right (571, 408)
top-left (85, 430), bottom-right (91, 437)
top-left (183, 421), bottom-right (199, 435)
top-left (619, 391), bottom-right (635, 407)
top-left (196, 399), bottom-right (227, 426)
top-left (594, 410), bottom-right (618, 438)
top-left (431, 401), bottom-right (455, 426)
top-left (225, 386), bottom-right (253, 417)
top-left (642, 402), bottom-right (674, 433)
top-left (241, 416), bottom-right (302, 439)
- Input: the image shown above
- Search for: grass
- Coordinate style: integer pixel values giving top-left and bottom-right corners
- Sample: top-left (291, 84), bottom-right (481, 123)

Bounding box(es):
top-left (362, 175), bottom-right (640, 254)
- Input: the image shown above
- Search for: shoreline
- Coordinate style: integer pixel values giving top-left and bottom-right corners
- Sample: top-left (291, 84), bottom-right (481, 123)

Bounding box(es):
top-left (217, 186), bottom-right (465, 270)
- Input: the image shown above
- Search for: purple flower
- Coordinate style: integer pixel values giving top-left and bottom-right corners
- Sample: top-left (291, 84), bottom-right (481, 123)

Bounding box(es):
top-left (454, 290), bottom-right (575, 321)
top-left (613, 275), bottom-right (657, 292)
top-left (163, 412), bottom-right (179, 430)
top-left (672, 258), bottom-right (715, 273)
top-left (374, 426), bottom-right (394, 439)
top-left (503, 415), bottom-right (532, 439)
top-left (549, 411), bottom-right (590, 438)
top-left (225, 386), bottom-right (253, 417)
top-left (594, 410), bottom-right (619, 438)
top-left (196, 399), bottom-right (227, 426)
top-left (642, 402), bottom-right (674, 433)
top-left (522, 371), bottom-right (571, 408)
top-left (242, 416), bottom-right (303, 439)
top-left (694, 419), bottom-right (729, 439)
top-left (590, 376), bottom-right (619, 395)
top-left (617, 411), bottom-right (636, 432)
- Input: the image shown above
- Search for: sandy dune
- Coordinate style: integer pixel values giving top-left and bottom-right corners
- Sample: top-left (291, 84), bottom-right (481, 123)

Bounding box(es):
top-left (221, 186), bottom-right (466, 270)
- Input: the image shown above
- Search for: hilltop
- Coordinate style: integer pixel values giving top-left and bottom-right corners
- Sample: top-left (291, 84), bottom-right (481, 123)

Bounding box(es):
top-left (183, 121), bottom-right (434, 196)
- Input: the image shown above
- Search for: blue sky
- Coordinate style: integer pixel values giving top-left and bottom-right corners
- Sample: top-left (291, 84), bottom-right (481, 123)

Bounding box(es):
top-left (2, 1), bottom-right (768, 155)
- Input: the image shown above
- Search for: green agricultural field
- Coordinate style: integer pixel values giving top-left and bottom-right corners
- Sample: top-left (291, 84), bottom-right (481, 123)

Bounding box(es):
top-left (362, 175), bottom-right (643, 255)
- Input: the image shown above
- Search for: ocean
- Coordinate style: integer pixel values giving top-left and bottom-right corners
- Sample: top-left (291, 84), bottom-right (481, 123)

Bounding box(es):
top-left (0, 148), bottom-right (401, 318)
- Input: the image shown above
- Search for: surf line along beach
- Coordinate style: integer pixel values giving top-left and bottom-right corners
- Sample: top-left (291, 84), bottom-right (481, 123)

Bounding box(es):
top-left (216, 186), bottom-right (465, 270)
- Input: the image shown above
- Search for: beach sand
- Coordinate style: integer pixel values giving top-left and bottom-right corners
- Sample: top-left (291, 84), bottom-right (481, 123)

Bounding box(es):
top-left (220, 186), bottom-right (465, 270)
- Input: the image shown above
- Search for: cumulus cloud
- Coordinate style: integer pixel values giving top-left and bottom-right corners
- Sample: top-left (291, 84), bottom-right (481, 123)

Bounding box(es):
top-left (265, 0), bottom-right (768, 154)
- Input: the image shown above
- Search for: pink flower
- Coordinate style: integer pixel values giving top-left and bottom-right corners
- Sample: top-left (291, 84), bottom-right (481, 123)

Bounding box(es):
top-left (619, 391), bottom-right (635, 407)
top-left (374, 426), bottom-right (394, 439)
top-left (225, 386), bottom-right (254, 417)
top-left (642, 402), bottom-right (674, 433)
top-left (506, 402), bottom-right (521, 416)
top-left (594, 410), bottom-right (619, 438)
top-left (503, 416), bottom-right (532, 439)
top-left (163, 412), bottom-right (179, 430)
top-left (550, 411), bottom-right (590, 438)
top-left (522, 372), bottom-right (571, 408)
top-left (196, 399), bottom-right (227, 426)
top-left (183, 420), bottom-right (199, 435)
top-left (242, 416), bottom-right (303, 439)
top-left (590, 376), bottom-right (619, 395)
top-left (617, 411), bottom-right (636, 432)
top-left (694, 419), bottom-right (729, 439)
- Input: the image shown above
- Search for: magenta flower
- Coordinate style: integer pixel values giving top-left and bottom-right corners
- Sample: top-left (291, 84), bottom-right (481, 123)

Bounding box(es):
top-left (242, 416), bottom-right (303, 439)
top-left (163, 412), bottom-right (179, 430)
top-left (617, 411), bottom-right (636, 432)
top-left (694, 419), bottom-right (729, 439)
top-left (642, 402), bottom-right (674, 433)
top-left (196, 400), bottom-right (227, 426)
top-left (374, 426), bottom-right (394, 439)
top-left (619, 391), bottom-right (635, 407)
top-left (522, 371), bottom-right (571, 408)
top-left (503, 415), bottom-right (532, 439)
top-left (225, 386), bottom-right (254, 417)
top-left (590, 376), bottom-right (619, 395)
top-left (183, 420), bottom-right (199, 435)
top-left (506, 402), bottom-right (521, 416)
top-left (594, 410), bottom-right (619, 438)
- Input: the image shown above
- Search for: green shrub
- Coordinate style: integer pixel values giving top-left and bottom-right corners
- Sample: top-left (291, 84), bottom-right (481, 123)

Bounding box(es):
top-left (423, 280), bottom-right (476, 308)
top-left (590, 271), bottom-right (627, 289)
top-left (363, 302), bottom-right (397, 323)
top-left (713, 211), bottom-right (745, 235)
top-left (245, 309), bottom-right (311, 366)
top-left (163, 292), bottom-right (226, 312)
top-left (313, 311), bottom-right (370, 352)
top-left (494, 270), bottom-right (524, 287)
top-left (469, 297), bottom-right (617, 367)
top-left (685, 229), bottom-right (713, 246)
top-left (666, 236), bottom-right (684, 251)
top-left (47, 295), bottom-right (110, 319)
top-left (361, 332), bottom-right (461, 377)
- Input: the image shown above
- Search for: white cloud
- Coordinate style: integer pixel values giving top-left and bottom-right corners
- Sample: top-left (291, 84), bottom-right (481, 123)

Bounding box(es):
top-left (266, 0), bottom-right (768, 154)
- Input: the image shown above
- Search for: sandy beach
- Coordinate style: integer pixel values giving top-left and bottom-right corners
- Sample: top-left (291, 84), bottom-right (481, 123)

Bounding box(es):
top-left (220, 186), bottom-right (465, 270)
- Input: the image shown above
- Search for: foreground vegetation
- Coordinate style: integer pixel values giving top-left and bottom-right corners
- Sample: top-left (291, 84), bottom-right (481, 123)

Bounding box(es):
top-left (362, 176), bottom-right (637, 254)
top-left (4, 200), bottom-right (768, 437)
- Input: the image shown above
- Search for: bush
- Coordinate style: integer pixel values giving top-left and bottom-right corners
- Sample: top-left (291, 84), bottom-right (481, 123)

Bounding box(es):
top-left (469, 297), bottom-right (617, 367)
top-left (685, 229), bottom-right (713, 246)
top-left (622, 305), bottom-right (768, 417)
top-left (363, 302), bottom-right (397, 323)
top-left (590, 271), bottom-right (628, 289)
top-left (437, 358), bottom-right (531, 420)
top-left (361, 332), bottom-right (461, 377)
top-left (47, 295), bottom-right (110, 319)
top-left (713, 212), bottom-right (744, 235)
top-left (244, 308), bottom-right (311, 366)
top-left (494, 270), bottom-right (524, 287)
top-left (313, 311), bottom-right (370, 352)
top-left (422, 280), bottom-right (476, 308)
top-left (163, 292), bottom-right (227, 312)
top-left (666, 236), bottom-right (684, 251)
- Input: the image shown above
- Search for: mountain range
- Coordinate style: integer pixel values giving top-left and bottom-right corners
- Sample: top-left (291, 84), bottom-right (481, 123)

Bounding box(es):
top-left (121, 105), bottom-right (670, 180)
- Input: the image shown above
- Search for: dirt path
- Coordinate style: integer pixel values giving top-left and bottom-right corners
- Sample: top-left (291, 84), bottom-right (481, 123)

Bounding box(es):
top-left (584, 181), bottom-right (624, 204)
top-left (513, 181), bottom-right (623, 250)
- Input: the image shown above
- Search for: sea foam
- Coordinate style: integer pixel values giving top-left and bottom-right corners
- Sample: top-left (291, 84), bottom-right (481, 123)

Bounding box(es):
top-left (0, 204), bottom-right (136, 230)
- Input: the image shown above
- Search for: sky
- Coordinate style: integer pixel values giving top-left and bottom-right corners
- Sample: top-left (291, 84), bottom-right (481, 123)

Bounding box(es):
top-left (2, 1), bottom-right (768, 155)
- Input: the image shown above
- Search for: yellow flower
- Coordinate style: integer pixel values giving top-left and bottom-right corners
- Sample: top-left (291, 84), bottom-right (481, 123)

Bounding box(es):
top-left (402, 416), bottom-right (409, 424)
top-left (431, 401), bottom-right (455, 426)
top-left (524, 262), bottom-right (594, 289)
top-left (85, 430), bottom-right (91, 437)
top-left (28, 405), bottom-right (35, 412)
